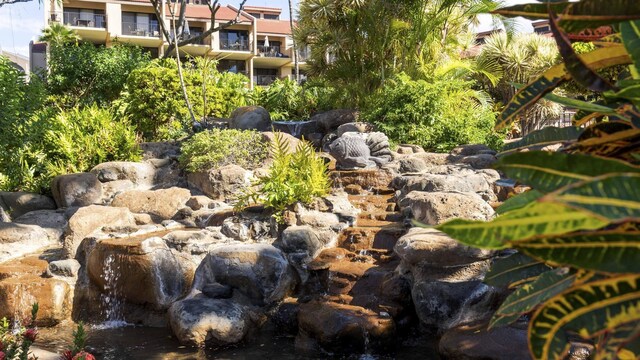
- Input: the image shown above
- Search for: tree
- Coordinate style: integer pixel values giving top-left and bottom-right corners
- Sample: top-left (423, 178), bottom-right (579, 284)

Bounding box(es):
top-left (38, 23), bottom-right (80, 48)
top-left (477, 32), bottom-right (563, 135)
top-left (288, 0), bottom-right (299, 83)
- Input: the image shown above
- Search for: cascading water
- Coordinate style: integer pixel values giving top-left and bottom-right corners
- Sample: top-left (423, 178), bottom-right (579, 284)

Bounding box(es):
top-left (96, 254), bottom-right (129, 329)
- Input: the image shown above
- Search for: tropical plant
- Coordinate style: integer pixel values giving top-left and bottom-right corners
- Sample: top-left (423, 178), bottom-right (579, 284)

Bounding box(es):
top-left (0, 105), bottom-right (140, 193)
top-left (179, 129), bottom-right (268, 172)
top-left (47, 42), bottom-right (150, 107)
top-left (252, 78), bottom-right (321, 120)
top-left (60, 322), bottom-right (95, 360)
top-left (236, 132), bottom-right (329, 222)
top-left (120, 58), bottom-right (250, 140)
top-left (362, 73), bottom-right (503, 152)
top-left (476, 32), bottom-right (563, 135)
top-left (435, 2), bottom-right (640, 359)
top-left (38, 23), bottom-right (80, 47)
top-left (0, 303), bottom-right (38, 360)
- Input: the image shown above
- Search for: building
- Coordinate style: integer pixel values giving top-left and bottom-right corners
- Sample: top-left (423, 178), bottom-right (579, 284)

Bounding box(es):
top-left (1, 49), bottom-right (30, 74)
top-left (41, 0), bottom-right (308, 87)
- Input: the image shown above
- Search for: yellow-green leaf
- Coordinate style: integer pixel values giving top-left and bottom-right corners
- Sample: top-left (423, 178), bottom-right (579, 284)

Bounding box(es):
top-left (529, 274), bottom-right (640, 360)
top-left (484, 252), bottom-right (552, 288)
top-left (435, 202), bottom-right (609, 249)
top-left (517, 230), bottom-right (640, 273)
top-left (500, 127), bottom-right (583, 156)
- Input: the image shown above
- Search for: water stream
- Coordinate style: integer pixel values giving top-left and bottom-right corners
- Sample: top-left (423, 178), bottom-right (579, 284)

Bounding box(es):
top-left (96, 254), bottom-right (130, 329)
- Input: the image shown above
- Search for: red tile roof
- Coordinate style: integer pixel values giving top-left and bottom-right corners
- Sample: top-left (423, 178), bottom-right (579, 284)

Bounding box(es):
top-left (256, 19), bottom-right (292, 35)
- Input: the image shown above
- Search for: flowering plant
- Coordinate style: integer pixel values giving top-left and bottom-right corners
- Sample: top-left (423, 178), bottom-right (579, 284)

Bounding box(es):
top-left (60, 322), bottom-right (94, 360)
top-left (0, 303), bottom-right (38, 360)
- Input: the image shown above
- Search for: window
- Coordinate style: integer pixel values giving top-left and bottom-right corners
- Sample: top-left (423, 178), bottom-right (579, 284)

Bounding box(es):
top-left (248, 12), bottom-right (262, 18)
top-left (63, 8), bottom-right (105, 28)
top-left (218, 60), bottom-right (246, 74)
top-left (534, 26), bottom-right (550, 34)
top-left (122, 12), bottom-right (159, 37)
top-left (264, 14), bottom-right (279, 20)
top-left (219, 30), bottom-right (249, 51)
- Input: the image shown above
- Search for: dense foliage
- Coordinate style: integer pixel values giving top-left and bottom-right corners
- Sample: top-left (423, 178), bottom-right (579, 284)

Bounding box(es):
top-left (121, 58), bottom-right (250, 140)
top-left (237, 133), bottom-right (329, 222)
top-left (363, 73), bottom-right (503, 152)
top-left (0, 304), bottom-right (38, 360)
top-left (47, 42), bottom-right (150, 107)
top-left (179, 129), bottom-right (268, 172)
top-left (437, 2), bottom-right (640, 359)
top-left (252, 78), bottom-right (330, 120)
top-left (0, 105), bottom-right (140, 193)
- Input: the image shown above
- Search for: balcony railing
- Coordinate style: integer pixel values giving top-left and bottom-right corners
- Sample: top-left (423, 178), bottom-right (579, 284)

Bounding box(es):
top-left (297, 48), bottom-right (310, 62)
top-left (220, 39), bottom-right (249, 51)
top-left (122, 22), bottom-right (160, 37)
top-left (62, 12), bottom-right (106, 28)
top-left (257, 45), bottom-right (289, 58)
top-left (254, 75), bottom-right (278, 86)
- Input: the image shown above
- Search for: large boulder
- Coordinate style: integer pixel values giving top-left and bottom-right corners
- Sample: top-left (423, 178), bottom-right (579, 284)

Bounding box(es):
top-left (90, 161), bottom-right (157, 188)
top-left (62, 205), bottom-right (136, 259)
top-left (87, 236), bottom-right (194, 309)
top-left (168, 296), bottom-right (253, 346)
top-left (450, 144), bottom-right (496, 157)
top-left (186, 165), bottom-right (251, 202)
top-left (0, 223), bottom-right (53, 263)
top-left (0, 192), bottom-right (56, 219)
top-left (111, 187), bottom-right (191, 221)
top-left (312, 109), bottom-right (359, 132)
top-left (191, 244), bottom-right (295, 306)
top-left (229, 106), bottom-right (271, 131)
top-left (395, 228), bottom-right (494, 268)
top-left (51, 173), bottom-right (103, 208)
top-left (439, 323), bottom-right (531, 360)
top-left (393, 172), bottom-right (496, 201)
top-left (13, 210), bottom-right (68, 243)
top-left (399, 191), bottom-right (494, 225)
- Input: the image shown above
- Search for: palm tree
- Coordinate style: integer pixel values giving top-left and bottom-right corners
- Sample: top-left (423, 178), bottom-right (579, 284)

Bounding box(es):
top-left (477, 32), bottom-right (563, 135)
top-left (288, 0), bottom-right (299, 83)
top-left (39, 23), bottom-right (80, 47)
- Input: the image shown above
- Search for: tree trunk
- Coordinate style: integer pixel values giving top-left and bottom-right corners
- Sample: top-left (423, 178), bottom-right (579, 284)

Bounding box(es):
top-left (288, 0), bottom-right (299, 83)
top-left (170, 5), bottom-right (197, 125)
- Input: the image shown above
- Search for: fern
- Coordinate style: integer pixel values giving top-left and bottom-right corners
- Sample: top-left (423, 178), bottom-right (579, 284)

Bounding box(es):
top-left (236, 132), bottom-right (329, 222)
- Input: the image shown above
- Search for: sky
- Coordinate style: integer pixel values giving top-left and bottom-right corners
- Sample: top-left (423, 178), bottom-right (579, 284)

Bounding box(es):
top-left (0, 0), bottom-right (533, 57)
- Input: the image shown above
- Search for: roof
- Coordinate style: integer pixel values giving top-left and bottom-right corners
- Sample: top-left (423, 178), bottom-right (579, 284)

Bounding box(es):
top-left (243, 5), bottom-right (282, 14)
top-left (256, 19), bottom-right (292, 35)
top-left (167, 4), bottom-right (252, 22)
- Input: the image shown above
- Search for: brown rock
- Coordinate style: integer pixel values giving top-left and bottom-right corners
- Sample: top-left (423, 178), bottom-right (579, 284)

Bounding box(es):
top-left (51, 173), bottom-right (103, 208)
top-left (111, 187), bottom-right (191, 220)
top-left (399, 191), bottom-right (494, 225)
top-left (187, 165), bottom-right (251, 202)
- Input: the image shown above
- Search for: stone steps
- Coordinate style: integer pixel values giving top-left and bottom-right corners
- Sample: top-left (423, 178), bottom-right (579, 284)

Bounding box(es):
top-left (338, 225), bottom-right (406, 252)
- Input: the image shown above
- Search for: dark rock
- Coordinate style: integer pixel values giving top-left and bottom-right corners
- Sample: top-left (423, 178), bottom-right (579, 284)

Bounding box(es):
top-left (202, 283), bottom-right (233, 299)
top-left (0, 192), bottom-right (56, 218)
top-left (229, 106), bottom-right (271, 131)
top-left (51, 173), bottom-right (103, 208)
top-left (312, 109), bottom-right (359, 132)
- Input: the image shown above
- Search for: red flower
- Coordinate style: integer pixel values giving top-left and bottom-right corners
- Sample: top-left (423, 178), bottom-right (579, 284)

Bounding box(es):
top-left (60, 350), bottom-right (74, 360)
top-left (24, 328), bottom-right (38, 342)
top-left (72, 351), bottom-right (96, 360)
top-left (0, 350), bottom-right (5, 360)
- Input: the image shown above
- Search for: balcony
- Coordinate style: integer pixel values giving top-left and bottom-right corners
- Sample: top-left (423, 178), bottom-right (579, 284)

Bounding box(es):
top-left (220, 39), bottom-right (250, 51)
top-left (257, 45), bottom-right (289, 58)
top-left (254, 75), bottom-right (278, 86)
top-left (297, 48), bottom-right (310, 62)
top-left (61, 11), bottom-right (106, 28)
top-left (122, 22), bottom-right (160, 37)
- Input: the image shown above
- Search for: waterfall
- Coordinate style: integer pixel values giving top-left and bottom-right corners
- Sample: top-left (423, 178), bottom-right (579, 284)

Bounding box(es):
top-left (96, 254), bottom-right (130, 329)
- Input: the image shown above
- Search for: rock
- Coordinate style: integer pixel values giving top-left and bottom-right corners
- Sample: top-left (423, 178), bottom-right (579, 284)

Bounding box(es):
top-left (397, 157), bottom-right (429, 174)
top-left (101, 180), bottom-right (136, 203)
top-left (168, 296), bottom-right (252, 346)
top-left (90, 162), bottom-right (156, 188)
top-left (87, 236), bottom-right (194, 309)
top-left (0, 223), bottom-right (53, 263)
top-left (0, 192), bottom-right (56, 218)
top-left (185, 196), bottom-right (224, 211)
top-left (111, 187), bottom-right (191, 221)
top-left (336, 122), bottom-right (376, 136)
top-left (192, 244), bottom-right (295, 306)
top-left (395, 228), bottom-right (495, 267)
top-left (439, 323), bottom-right (531, 360)
top-left (296, 301), bottom-right (395, 354)
top-left (279, 226), bottom-right (325, 258)
top-left (187, 165), bottom-right (251, 202)
top-left (229, 106), bottom-right (271, 131)
top-left (140, 141), bottom-right (180, 160)
top-left (261, 131), bottom-right (300, 155)
top-left (413, 152), bottom-right (454, 166)
top-left (202, 283), bottom-right (233, 299)
top-left (399, 191), bottom-right (494, 225)
top-left (46, 259), bottom-right (81, 278)
top-left (163, 228), bottom-right (235, 261)
top-left (393, 172), bottom-right (496, 201)
top-left (220, 213), bottom-right (271, 242)
top-left (294, 204), bottom-right (341, 229)
top-left (0, 256), bottom-right (73, 326)
top-left (13, 210), bottom-right (68, 242)
top-left (459, 154), bottom-right (498, 169)
top-left (271, 120), bottom-right (318, 139)
top-left (51, 173), bottom-right (103, 208)
top-left (312, 109), bottom-right (359, 132)
top-left (62, 205), bottom-right (136, 259)
top-left (330, 169), bottom-right (395, 195)
top-left (450, 144), bottom-right (495, 157)
top-left (396, 144), bottom-right (425, 154)
top-left (308, 194), bottom-right (360, 224)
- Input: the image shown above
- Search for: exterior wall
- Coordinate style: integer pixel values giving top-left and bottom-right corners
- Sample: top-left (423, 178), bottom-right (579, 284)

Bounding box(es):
top-left (106, 2), bottom-right (122, 36)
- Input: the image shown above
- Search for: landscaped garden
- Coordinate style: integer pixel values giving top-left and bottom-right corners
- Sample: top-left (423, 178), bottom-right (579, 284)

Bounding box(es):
top-left (0, 0), bottom-right (639, 359)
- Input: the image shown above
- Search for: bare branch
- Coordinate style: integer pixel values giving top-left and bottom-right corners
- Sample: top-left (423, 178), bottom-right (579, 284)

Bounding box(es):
top-left (0, 0), bottom-right (33, 8)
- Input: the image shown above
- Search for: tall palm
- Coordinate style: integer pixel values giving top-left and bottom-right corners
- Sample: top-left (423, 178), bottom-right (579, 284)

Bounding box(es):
top-left (288, 0), bottom-right (299, 83)
top-left (477, 32), bottom-right (563, 135)
top-left (39, 23), bottom-right (80, 47)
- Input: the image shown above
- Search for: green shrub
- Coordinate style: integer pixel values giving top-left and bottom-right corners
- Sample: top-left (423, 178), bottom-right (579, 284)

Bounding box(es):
top-left (47, 42), bottom-right (150, 107)
top-left (0, 106), bottom-right (140, 193)
top-left (121, 58), bottom-right (250, 141)
top-left (362, 73), bottom-right (503, 152)
top-left (179, 129), bottom-right (268, 172)
top-left (236, 133), bottom-right (329, 221)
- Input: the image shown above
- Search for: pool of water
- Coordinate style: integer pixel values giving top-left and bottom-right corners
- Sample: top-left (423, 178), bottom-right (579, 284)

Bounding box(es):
top-left (36, 323), bottom-right (440, 360)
